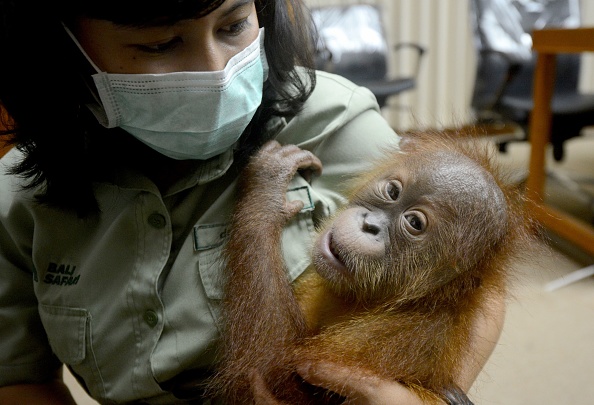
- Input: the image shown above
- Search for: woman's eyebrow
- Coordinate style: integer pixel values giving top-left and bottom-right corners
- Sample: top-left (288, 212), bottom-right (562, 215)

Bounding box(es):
top-left (220, 0), bottom-right (255, 18)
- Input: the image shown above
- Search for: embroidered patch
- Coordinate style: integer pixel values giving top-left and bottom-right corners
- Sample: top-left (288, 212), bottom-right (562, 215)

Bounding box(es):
top-left (42, 262), bottom-right (80, 286)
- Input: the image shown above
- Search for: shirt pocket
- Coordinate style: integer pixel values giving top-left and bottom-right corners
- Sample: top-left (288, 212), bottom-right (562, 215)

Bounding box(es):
top-left (282, 183), bottom-right (318, 281)
top-left (194, 177), bottom-right (321, 304)
top-left (39, 305), bottom-right (88, 364)
top-left (194, 223), bottom-right (230, 302)
top-left (38, 304), bottom-right (104, 395)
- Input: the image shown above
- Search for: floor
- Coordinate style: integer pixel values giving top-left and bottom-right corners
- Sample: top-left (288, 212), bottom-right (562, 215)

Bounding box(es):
top-left (468, 132), bottom-right (594, 405)
top-left (64, 133), bottom-right (594, 405)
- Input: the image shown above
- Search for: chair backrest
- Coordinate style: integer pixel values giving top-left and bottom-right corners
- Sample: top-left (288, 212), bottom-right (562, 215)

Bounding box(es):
top-left (470, 0), bottom-right (581, 110)
top-left (311, 4), bottom-right (389, 82)
top-left (471, 0), bottom-right (580, 60)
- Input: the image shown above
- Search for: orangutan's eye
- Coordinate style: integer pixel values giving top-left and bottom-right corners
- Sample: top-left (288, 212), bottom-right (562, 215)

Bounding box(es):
top-left (384, 181), bottom-right (401, 201)
top-left (404, 211), bottom-right (427, 235)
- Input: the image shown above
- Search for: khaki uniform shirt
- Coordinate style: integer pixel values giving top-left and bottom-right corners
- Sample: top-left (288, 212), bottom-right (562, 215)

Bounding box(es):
top-left (0, 71), bottom-right (400, 403)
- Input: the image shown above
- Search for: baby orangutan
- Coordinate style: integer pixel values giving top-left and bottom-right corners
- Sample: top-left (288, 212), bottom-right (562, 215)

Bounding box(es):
top-left (208, 132), bottom-right (534, 404)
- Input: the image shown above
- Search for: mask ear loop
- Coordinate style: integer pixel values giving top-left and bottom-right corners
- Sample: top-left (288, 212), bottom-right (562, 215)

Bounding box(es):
top-left (61, 22), bottom-right (107, 115)
top-left (61, 22), bottom-right (103, 73)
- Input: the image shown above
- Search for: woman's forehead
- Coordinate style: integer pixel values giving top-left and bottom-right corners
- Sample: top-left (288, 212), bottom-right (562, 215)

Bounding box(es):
top-left (64, 0), bottom-right (227, 25)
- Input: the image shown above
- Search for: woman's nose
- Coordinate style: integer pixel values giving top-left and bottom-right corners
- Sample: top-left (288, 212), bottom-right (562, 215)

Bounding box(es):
top-left (199, 47), bottom-right (227, 71)
top-left (182, 41), bottom-right (228, 72)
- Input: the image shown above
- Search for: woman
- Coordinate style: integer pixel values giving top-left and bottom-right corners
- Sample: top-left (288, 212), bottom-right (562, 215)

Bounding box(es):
top-left (0, 0), bottom-right (504, 403)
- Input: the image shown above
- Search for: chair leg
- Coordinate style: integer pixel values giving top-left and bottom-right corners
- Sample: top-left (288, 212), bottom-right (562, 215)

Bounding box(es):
top-left (553, 143), bottom-right (564, 161)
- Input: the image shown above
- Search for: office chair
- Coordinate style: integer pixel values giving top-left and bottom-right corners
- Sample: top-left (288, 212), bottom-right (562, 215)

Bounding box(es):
top-left (310, 4), bottom-right (425, 109)
top-left (470, 0), bottom-right (594, 162)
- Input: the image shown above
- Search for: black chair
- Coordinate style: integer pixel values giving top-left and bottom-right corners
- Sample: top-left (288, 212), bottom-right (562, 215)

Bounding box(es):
top-left (311, 4), bottom-right (425, 109)
top-left (470, 0), bottom-right (594, 162)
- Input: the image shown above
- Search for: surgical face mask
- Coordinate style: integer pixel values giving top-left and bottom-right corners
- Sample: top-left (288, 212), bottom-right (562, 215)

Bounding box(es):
top-left (65, 26), bottom-right (268, 160)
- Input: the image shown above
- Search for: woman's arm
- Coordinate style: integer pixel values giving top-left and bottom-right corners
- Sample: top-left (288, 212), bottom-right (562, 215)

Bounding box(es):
top-left (0, 369), bottom-right (77, 405)
top-left (457, 290), bottom-right (506, 392)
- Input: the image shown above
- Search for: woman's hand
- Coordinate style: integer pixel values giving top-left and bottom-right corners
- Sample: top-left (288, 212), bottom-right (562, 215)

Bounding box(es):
top-left (297, 362), bottom-right (431, 405)
top-left (0, 370), bottom-right (77, 405)
top-left (295, 290), bottom-right (506, 405)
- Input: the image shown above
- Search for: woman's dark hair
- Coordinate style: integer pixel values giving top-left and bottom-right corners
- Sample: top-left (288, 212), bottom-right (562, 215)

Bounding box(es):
top-left (0, 0), bottom-right (317, 214)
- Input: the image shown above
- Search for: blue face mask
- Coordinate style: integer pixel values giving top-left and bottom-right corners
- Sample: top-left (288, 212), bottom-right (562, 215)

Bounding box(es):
top-left (66, 26), bottom-right (268, 160)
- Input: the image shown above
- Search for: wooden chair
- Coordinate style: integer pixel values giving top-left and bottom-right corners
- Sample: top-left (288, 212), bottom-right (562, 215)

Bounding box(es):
top-left (526, 27), bottom-right (594, 289)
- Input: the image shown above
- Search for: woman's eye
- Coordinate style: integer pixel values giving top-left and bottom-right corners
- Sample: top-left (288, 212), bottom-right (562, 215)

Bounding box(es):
top-left (404, 211), bottom-right (427, 235)
top-left (383, 181), bottom-right (401, 201)
top-left (221, 18), bottom-right (250, 35)
top-left (135, 37), bottom-right (182, 54)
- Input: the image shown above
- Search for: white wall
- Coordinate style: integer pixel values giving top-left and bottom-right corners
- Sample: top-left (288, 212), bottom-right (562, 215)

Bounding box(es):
top-left (305, 0), bottom-right (594, 131)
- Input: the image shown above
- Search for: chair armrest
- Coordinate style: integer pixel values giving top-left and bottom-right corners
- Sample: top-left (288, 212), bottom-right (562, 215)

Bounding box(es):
top-left (393, 42), bottom-right (427, 78)
top-left (475, 49), bottom-right (522, 112)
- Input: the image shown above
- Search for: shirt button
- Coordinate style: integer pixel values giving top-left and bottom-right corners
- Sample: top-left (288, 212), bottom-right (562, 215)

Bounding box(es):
top-left (143, 310), bottom-right (159, 327)
top-left (147, 213), bottom-right (166, 229)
